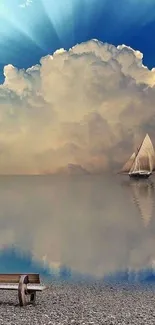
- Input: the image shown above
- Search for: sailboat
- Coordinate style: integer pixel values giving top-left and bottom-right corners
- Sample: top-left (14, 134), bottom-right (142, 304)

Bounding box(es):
top-left (120, 134), bottom-right (155, 179)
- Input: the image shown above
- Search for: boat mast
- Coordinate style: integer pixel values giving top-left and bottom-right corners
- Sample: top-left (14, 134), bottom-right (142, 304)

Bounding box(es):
top-left (129, 141), bottom-right (143, 174)
top-left (120, 133), bottom-right (155, 175)
top-left (129, 134), bottom-right (153, 174)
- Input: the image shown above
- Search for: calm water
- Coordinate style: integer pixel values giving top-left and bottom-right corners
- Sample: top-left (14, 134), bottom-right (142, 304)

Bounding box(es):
top-left (0, 174), bottom-right (155, 282)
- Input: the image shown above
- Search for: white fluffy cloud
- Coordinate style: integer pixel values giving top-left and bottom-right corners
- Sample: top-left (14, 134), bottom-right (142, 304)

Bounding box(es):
top-left (0, 39), bottom-right (155, 174)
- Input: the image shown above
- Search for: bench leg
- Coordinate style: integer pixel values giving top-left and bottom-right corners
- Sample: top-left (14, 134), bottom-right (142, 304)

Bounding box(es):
top-left (30, 291), bottom-right (36, 304)
top-left (18, 284), bottom-right (27, 306)
top-left (18, 275), bottom-right (29, 307)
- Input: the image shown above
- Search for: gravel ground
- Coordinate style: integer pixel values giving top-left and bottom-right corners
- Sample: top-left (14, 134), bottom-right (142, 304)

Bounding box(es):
top-left (0, 282), bottom-right (155, 324)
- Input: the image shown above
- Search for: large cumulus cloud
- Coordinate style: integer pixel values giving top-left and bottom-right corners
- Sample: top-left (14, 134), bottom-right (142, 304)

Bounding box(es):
top-left (0, 39), bottom-right (155, 174)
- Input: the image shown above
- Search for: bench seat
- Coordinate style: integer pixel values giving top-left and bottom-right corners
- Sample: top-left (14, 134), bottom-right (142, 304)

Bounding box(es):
top-left (0, 283), bottom-right (46, 291)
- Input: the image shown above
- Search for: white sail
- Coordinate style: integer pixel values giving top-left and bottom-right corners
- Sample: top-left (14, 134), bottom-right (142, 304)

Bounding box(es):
top-left (129, 134), bottom-right (155, 174)
top-left (121, 152), bottom-right (136, 173)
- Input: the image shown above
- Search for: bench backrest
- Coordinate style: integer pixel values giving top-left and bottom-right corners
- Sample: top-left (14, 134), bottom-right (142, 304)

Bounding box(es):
top-left (0, 274), bottom-right (40, 284)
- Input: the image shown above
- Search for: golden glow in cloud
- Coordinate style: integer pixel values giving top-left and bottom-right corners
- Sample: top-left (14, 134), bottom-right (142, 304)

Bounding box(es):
top-left (0, 39), bottom-right (155, 174)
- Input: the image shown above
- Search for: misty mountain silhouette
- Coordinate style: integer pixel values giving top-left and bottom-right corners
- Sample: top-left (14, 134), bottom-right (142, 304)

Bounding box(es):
top-left (58, 164), bottom-right (90, 175)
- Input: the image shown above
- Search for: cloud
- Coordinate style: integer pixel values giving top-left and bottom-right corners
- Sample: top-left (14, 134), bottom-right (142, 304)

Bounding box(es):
top-left (0, 39), bottom-right (155, 174)
top-left (19, 0), bottom-right (33, 8)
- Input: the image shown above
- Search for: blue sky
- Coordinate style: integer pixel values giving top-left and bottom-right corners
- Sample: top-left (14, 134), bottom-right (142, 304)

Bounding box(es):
top-left (0, 0), bottom-right (155, 83)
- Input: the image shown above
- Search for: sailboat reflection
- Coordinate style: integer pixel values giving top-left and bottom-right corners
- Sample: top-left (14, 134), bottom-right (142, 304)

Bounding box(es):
top-left (121, 179), bottom-right (155, 227)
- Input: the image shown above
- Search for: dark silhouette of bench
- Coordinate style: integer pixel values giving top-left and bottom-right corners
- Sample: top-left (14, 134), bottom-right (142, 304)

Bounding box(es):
top-left (0, 273), bottom-right (46, 306)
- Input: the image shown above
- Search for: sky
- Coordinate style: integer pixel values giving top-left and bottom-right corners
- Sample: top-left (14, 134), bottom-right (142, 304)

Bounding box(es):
top-left (0, 0), bottom-right (155, 79)
top-left (0, 0), bottom-right (155, 173)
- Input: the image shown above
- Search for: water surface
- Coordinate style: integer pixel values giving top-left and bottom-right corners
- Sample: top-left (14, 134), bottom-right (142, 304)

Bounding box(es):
top-left (0, 174), bottom-right (155, 282)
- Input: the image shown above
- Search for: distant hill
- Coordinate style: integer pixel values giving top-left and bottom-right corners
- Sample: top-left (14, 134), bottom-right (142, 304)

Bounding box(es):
top-left (58, 163), bottom-right (90, 175)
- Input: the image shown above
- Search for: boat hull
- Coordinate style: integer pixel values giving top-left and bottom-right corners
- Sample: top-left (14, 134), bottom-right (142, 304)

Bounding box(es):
top-left (129, 173), bottom-right (151, 179)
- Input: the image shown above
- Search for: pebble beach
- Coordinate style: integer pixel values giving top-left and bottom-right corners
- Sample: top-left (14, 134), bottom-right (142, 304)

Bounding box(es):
top-left (0, 282), bottom-right (155, 324)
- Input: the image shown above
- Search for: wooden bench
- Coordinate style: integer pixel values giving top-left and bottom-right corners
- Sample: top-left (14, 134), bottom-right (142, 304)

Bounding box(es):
top-left (0, 273), bottom-right (46, 306)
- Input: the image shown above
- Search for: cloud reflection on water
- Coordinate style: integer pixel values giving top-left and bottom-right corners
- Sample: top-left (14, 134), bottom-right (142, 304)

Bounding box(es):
top-left (0, 175), bottom-right (154, 281)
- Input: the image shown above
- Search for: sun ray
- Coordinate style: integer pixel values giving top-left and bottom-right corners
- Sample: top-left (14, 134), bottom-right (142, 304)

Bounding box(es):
top-left (40, 0), bottom-right (75, 46)
top-left (0, 0), bottom-right (155, 83)
top-left (0, 0), bottom-right (47, 51)
top-left (0, 0), bottom-right (155, 53)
